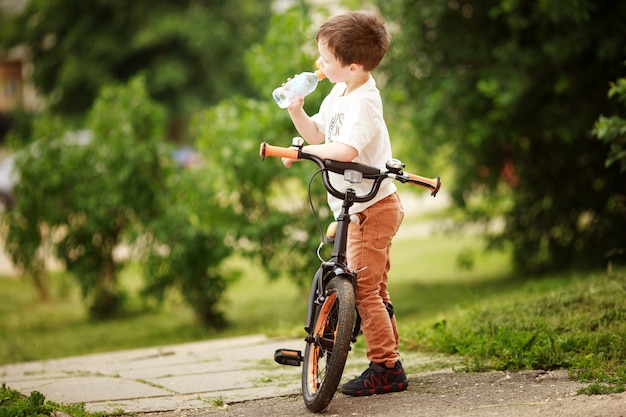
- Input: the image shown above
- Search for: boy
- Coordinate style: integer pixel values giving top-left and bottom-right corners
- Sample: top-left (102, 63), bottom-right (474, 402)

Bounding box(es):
top-left (281, 10), bottom-right (407, 396)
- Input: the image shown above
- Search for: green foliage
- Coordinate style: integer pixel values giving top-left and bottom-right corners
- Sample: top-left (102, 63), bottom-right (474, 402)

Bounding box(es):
top-left (409, 270), bottom-right (626, 394)
top-left (192, 7), bottom-right (334, 287)
top-left (0, 0), bottom-right (272, 139)
top-left (192, 95), bottom-right (329, 288)
top-left (2, 74), bottom-right (237, 326)
top-left (579, 381), bottom-right (626, 396)
top-left (594, 75), bottom-right (626, 172)
top-left (141, 166), bottom-right (235, 328)
top-left (4, 75), bottom-right (168, 319)
top-left (244, 4), bottom-right (333, 115)
top-left (0, 384), bottom-right (53, 417)
top-left (0, 4), bottom-right (335, 328)
top-left (0, 383), bottom-right (104, 417)
top-left (245, 4), bottom-right (329, 102)
top-left (377, 0), bottom-right (626, 272)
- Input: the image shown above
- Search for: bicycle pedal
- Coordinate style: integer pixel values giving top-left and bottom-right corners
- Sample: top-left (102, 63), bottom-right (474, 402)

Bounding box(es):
top-left (274, 348), bottom-right (302, 366)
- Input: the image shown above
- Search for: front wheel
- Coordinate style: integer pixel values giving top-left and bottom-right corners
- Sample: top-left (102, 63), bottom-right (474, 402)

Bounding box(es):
top-left (302, 276), bottom-right (355, 412)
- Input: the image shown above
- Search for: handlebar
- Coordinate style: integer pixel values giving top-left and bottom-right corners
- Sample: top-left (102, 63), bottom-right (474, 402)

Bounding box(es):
top-left (260, 141), bottom-right (441, 198)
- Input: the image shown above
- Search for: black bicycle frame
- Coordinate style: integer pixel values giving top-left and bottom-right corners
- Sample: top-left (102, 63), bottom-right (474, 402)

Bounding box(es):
top-left (304, 187), bottom-right (357, 335)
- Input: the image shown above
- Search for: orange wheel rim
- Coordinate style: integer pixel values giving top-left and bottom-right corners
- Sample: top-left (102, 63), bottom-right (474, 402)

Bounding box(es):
top-left (307, 292), bottom-right (337, 393)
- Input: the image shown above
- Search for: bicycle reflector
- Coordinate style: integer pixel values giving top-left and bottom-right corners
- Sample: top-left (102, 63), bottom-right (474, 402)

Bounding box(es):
top-left (344, 169), bottom-right (363, 184)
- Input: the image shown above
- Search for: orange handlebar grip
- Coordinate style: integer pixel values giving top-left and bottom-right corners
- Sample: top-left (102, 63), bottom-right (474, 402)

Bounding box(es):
top-left (259, 142), bottom-right (299, 160)
top-left (406, 173), bottom-right (441, 196)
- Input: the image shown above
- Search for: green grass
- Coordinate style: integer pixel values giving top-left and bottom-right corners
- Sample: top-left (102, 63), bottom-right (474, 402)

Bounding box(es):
top-left (0, 269), bottom-right (211, 364)
top-left (0, 229), bottom-right (507, 365)
top-left (390, 233), bottom-right (515, 323)
top-left (402, 268), bottom-right (626, 394)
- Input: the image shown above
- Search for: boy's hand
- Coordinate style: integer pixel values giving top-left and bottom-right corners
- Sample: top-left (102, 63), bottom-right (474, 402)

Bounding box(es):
top-left (282, 144), bottom-right (302, 168)
top-left (287, 95), bottom-right (305, 111)
top-left (282, 157), bottom-right (295, 168)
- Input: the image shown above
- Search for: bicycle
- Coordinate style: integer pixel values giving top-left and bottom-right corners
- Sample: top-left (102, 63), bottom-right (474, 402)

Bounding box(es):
top-left (259, 137), bottom-right (441, 412)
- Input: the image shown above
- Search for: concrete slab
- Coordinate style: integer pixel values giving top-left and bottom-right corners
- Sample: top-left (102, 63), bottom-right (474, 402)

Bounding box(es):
top-left (0, 335), bottom-right (305, 413)
top-left (6, 375), bottom-right (170, 403)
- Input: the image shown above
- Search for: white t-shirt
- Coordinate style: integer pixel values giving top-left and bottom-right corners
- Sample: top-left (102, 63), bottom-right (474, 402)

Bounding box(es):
top-left (311, 76), bottom-right (397, 218)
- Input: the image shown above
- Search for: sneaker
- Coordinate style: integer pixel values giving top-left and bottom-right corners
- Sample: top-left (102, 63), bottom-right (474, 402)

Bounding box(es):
top-left (341, 361), bottom-right (409, 396)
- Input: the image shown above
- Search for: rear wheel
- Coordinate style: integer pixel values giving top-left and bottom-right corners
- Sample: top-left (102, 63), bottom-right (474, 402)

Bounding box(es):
top-left (302, 276), bottom-right (355, 412)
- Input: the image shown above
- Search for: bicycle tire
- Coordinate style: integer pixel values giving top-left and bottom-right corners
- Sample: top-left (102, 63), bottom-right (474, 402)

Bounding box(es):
top-left (302, 276), bottom-right (355, 412)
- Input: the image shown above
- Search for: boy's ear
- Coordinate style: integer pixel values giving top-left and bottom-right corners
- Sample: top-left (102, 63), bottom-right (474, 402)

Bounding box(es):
top-left (349, 63), bottom-right (364, 74)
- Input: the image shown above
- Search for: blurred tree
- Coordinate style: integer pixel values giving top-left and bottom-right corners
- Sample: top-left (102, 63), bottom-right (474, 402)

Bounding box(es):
top-left (0, 0), bottom-right (271, 141)
top-left (5, 76), bottom-right (167, 318)
top-left (378, 0), bottom-right (626, 272)
top-left (193, 5), bottom-right (335, 288)
top-left (3, 75), bottom-right (234, 325)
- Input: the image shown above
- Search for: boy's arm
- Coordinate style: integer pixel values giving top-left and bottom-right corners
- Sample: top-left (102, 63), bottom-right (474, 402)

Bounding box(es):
top-left (303, 142), bottom-right (357, 162)
top-left (282, 97), bottom-right (357, 168)
top-left (282, 141), bottom-right (357, 168)
top-left (287, 97), bottom-right (325, 145)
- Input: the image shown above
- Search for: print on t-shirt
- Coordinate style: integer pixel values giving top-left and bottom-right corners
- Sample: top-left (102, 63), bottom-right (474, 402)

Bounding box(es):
top-left (327, 112), bottom-right (344, 141)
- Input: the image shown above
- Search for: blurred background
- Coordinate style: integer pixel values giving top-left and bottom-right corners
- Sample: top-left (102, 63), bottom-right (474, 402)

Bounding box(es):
top-left (0, 0), bottom-right (624, 368)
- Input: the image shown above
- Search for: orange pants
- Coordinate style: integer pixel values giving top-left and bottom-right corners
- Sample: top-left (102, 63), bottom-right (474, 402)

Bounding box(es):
top-left (347, 192), bottom-right (404, 368)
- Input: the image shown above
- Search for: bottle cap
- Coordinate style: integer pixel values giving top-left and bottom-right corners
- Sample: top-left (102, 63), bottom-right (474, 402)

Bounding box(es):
top-left (315, 60), bottom-right (325, 80)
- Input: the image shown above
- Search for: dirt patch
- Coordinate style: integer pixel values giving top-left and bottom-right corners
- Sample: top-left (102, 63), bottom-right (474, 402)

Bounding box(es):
top-left (131, 369), bottom-right (625, 417)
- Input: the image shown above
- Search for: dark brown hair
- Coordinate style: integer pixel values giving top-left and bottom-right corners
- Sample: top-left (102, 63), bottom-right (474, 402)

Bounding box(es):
top-left (316, 11), bottom-right (390, 72)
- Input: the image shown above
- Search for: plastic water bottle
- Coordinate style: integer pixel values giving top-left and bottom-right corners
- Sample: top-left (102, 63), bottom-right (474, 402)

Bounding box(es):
top-left (273, 69), bottom-right (325, 108)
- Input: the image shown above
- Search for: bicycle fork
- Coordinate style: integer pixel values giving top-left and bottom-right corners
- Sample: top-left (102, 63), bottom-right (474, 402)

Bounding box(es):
top-left (274, 264), bottom-right (355, 367)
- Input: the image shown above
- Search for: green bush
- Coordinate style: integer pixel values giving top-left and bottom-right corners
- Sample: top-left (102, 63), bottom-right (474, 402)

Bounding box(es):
top-left (378, 0), bottom-right (626, 273)
top-left (0, 383), bottom-right (108, 417)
